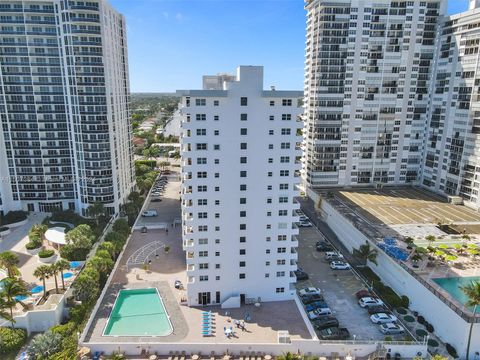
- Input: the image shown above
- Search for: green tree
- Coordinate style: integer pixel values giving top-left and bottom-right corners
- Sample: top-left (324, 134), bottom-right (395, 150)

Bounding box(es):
top-left (425, 234), bottom-right (436, 247)
top-left (0, 277), bottom-right (29, 328)
top-left (0, 251), bottom-right (19, 278)
top-left (127, 192), bottom-right (144, 212)
top-left (0, 297), bottom-right (14, 326)
top-left (65, 224), bottom-right (94, 249)
top-left (158, 161), bottom-right (171, 170)
top-left (104, 231), bottom-right (127, 255)
top-left (27, 331), bottom-right (62, 359)
top-left (353, 241), bottom-right (379, 266)
top-left (404, 237), bottom-right (415, 247)
top-left (86, 255), bottom-right (113, 284)
top-left (49, 264), bottom-right (59, 294)
top-left (55, 259), bottom-right (70, 291)
top-left (33, 265), bottom-right (51, 299)
top-left (461, 280), bottom-right (480, 360)
top-left (98, 241), bottom-right (116, 259)
top-left (86, 202), bottom-right (106, 226)
top-left (73, 273), bottom-right (99, 303)
top-left (113, 218), bottom-right (131, 237)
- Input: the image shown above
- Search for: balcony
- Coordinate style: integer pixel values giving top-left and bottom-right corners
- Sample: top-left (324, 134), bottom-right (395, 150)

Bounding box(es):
top-left (187, 264), bottom-right (195, 271)
top-left (187, 252), bottom-right (194, 259)
top-left (183, 240), bottom-right (194, 248)
top-left (188, 276), bottom-right (195, 284)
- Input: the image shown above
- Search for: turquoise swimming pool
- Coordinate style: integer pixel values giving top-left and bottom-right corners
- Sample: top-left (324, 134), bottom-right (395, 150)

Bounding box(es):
top-left (433, 276), bottom-right (480, 310)
top-left (103, 288), bottom-right (173, 336)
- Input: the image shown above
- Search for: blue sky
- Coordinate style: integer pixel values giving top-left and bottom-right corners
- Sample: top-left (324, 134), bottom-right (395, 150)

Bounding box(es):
top-left (110, 0), bottom-right (469, 93)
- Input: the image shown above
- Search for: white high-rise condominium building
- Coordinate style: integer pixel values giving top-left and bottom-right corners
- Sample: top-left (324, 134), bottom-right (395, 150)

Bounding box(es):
top-left (303, 0), bottom-right (445, 188)
top-left (0, 0), bottom-right (135, 216)
top-left (179, 66), bottom-right (303, 307)
top-left (422, 1), bottom-right (480, 209)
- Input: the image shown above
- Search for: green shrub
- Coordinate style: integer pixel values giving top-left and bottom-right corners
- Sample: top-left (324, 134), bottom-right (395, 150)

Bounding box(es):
top-left (60, 244), bottom-right (90, 261)
top-left (38, 249), bottom-right (55, 258)
top-left (0, 327), bottom-right (27, 354)
top-left (0, 226), bottom-right (9, 232)
top-left (26, 242), bottom-right (42, 250)
top-left (425, 322), bottom-right (434, 333)
top-left (445, 343), bottom-right (458, 358)
top-left (384, 336), bottom-right (392, 341)
top-left (400, 295), bottom-right (410, 308)
top-left (50, 322), bottom-right (76, 337)
top-left (0, 211), bottom-right (27, 225)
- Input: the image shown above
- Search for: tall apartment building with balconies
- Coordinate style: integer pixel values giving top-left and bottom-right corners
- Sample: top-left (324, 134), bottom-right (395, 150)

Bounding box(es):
top-left (178, 66), bottom-right (303, 306)
top-left (0, 0), bottom-right (135, 216)
top-left (303, 0), bottom-right (445, 188)
top-left (422, 1), bottom-right (480, 209)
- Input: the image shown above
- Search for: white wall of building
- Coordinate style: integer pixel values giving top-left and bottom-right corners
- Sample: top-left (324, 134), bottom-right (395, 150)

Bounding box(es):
top-left (179, 66), bottom-right (303, 306)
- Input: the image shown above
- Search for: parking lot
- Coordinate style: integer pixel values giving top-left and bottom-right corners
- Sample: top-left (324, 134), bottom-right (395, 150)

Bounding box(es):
top-left (296, 225), bottom-right (404, 341)
top-left (135, 172), bottom-right (182, 229)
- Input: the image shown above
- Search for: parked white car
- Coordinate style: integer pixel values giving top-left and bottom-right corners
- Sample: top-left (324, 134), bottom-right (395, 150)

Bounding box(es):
top-left (308, 307), bottom-right (333, 320)
top-left (370, 313), bottom-right (397, 324)
top-left (358, 297), bottom-right (384, 308)
top-left (298, 220), bottom-right (312, 227)
top-left (379, 322), bottom-right (404, 335)
top-left (330, 261), bottom-right (350, 270)
top-left (299, 287), bottom-right (321, 296)
top-left (141, 210), bottom-right (158, 217)
top-left (299, 215), bottom-right (308, 222)
top-left (324, 251), bottom-right (344, 260)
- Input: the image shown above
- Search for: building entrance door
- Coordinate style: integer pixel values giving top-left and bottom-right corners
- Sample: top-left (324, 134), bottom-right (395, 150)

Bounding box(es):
top-left (198, 292), bottom-right (210, 306)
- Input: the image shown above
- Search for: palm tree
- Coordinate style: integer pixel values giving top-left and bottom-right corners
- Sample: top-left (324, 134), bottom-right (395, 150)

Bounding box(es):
top-left (461, 280), bottom-right (480, 360)
top-left (86, 202), bottom-right (106, 226)
top-left (0, 251), bottom-right (19, 278)
top-left (33, 265), bottom-right (51, 299)
top-left (49, 264), bottom-right (59, 294)
top-left (0, 297), bottom-right (14, 328)
top-left (425, 234), bottom-right (436, 248)
top-left (55, 259), bottom-right (70, 291)
top-left (86, 255), bottom-right (113, 284)
top-left (98, 242), bottom-right (116, 259)
top-left (0, 277), bottom-right (29, 328)
top-left (404, 237), bottom-right (415, 248)
top-left (158, 161), bottom-right (171, 170)
top-left (354, 241), bottom-right (378, 266)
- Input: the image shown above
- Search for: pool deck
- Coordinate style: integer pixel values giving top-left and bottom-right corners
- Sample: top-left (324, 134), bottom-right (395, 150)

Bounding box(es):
top-left (83, 172), bottom-right (312, 345)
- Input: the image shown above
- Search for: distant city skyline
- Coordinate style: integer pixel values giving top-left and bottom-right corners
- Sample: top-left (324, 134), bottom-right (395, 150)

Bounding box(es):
top-left (112, 0), bottom-right (469, 93)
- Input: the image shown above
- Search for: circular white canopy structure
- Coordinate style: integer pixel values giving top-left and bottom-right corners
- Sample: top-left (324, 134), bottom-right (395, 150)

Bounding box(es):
top-left (45, 227), bottom-right (67, 246)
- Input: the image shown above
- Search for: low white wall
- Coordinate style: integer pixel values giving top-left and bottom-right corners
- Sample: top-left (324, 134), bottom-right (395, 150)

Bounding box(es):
top-left (321, 199), bottom-right (480, 359)
top-left (0, 295), bottom-right (66, 334)
top-left (84, 340), bottom-right (427, 358)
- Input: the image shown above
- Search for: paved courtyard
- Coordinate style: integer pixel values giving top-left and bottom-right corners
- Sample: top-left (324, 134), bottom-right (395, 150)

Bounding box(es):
top-left (84, 170), bottom-right (312, 345)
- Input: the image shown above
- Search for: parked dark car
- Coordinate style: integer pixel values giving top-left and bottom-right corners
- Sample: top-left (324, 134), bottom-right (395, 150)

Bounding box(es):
top-left (151, 198), bottom-right (162, 202)
top-left (312, 316), bottom-right (339, 330)
top-left (316, 241), bottom-right (334, 252)
top-left (301, 293), bottom-right (324, 304)
top-left (305, 300), bottom-right (329, 312)
top-left (318, 327), bottom-right (350, 340)
top-left (294, 269), bottom-right (309, 281)
top-left (368, 305), bottom-right (390, 315)
top-left (355, 289), bottom-right (372, 300)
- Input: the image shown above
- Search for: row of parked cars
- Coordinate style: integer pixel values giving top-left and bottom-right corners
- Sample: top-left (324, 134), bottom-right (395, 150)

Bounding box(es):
top-left (295, 209), bottom-right (313, 227)
top-left (298, 287), bottom-right (350, 340)
top-left (141, 174), bottom-right (169, 217)
top-left (355, 290), bottom-right (405, 335)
